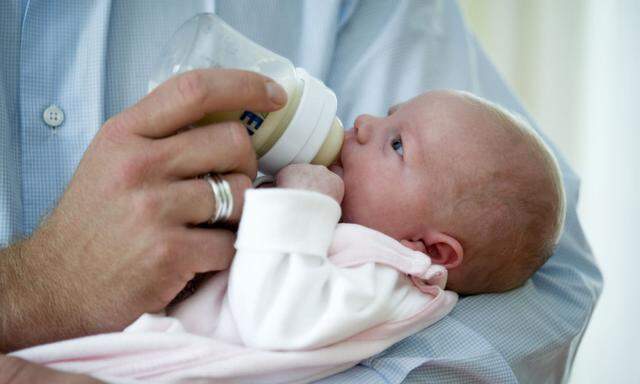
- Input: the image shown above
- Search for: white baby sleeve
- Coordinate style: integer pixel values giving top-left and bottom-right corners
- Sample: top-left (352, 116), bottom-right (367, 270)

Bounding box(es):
top-left (229, 189), bottom-right (426, 351)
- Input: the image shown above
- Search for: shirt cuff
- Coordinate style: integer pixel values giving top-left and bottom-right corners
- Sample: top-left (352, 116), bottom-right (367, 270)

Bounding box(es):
top-left (235, 189), bottom-right (342, 257)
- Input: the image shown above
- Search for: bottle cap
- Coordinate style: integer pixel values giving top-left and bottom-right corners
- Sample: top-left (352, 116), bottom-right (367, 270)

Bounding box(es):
top-left (259, 68), bottom-right (342, 175)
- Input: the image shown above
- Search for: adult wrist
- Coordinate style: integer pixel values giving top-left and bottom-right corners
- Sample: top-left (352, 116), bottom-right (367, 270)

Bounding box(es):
top-left (0, 240), bottom-right (33, 352)
top-left (0, 225), bottom-right (89, 352)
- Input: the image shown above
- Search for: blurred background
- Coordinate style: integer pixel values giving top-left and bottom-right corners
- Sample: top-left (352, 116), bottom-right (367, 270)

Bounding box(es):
top-left (458, 1), bottom-right (639, 382)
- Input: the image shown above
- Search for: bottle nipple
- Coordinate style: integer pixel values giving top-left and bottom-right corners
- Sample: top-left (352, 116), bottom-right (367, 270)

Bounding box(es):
top-left (311, 117), bottom-right (344, 166)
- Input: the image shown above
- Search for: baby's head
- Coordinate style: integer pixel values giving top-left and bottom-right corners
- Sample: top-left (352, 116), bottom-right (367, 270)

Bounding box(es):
top-left (336, 90), bottom-right (565, 294)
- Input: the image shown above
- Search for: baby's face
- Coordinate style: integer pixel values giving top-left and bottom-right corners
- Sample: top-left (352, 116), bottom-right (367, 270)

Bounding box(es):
top-left (332, 91), bottom-right (562, 293)
top-left (334, 91), bottom-right (484, 247)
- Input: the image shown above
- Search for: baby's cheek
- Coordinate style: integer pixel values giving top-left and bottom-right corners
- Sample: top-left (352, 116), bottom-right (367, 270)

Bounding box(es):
top-left (344, 183), bottom-right (412, 236)
top-left (340, 183), bottom-right (373, 224)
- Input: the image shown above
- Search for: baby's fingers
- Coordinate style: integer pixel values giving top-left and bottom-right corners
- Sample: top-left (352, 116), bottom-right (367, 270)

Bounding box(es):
top-left (276, 164), bottom-right (344, 203)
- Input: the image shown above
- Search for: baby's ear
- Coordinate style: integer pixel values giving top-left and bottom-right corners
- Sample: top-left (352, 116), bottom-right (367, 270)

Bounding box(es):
top-left (423, 232), bottom-right (464, 269)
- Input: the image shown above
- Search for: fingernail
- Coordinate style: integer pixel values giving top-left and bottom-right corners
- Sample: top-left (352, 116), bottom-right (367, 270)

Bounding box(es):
top-left (266, 81), bottom-right (287, 106)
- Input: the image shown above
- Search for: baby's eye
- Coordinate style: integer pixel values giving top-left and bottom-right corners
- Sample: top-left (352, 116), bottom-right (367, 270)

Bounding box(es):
top-left (391, 137), bottom-right (404, 156)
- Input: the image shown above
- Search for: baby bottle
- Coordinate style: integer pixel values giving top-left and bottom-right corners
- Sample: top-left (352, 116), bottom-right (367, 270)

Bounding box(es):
top-left (149, 13), bottom-right (344, 175)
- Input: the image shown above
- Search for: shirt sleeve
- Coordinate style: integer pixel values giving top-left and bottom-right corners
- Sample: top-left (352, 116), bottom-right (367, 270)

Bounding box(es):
top-left (228, 188), bottom-right (429, 351)
top-left (319, 1), bottom-right (603, 382)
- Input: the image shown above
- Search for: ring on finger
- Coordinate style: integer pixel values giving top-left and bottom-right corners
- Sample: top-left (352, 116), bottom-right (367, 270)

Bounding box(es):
top-left (203, 173), bottom-right (234, 224)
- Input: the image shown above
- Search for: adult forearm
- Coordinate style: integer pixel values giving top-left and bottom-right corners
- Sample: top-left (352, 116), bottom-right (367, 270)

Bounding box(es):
top-left (0, 220), bottom-right (102, 353)
top-left (0, 234), bottom-right (83, 352)
top-left (0, 240), bottom-right (36, 352)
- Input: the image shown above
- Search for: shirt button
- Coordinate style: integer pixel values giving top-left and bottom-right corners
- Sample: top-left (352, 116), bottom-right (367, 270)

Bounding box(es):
top-left (43, 104), bottom-right (65, 128)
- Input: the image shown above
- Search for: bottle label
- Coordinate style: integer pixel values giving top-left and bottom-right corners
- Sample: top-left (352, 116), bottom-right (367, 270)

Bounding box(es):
top-left (240, 110), bottom-right (269, 136)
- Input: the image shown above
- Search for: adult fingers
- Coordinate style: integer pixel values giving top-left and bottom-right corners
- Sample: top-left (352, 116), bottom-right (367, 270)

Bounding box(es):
top-left (161, 122), bottom-right (257, 179)
top-left (165, 174), bottom-right (252, 225)
top-left (114, 69), bottom-right (287, 139)
top-left (178, 228), bottom-right (237, 273)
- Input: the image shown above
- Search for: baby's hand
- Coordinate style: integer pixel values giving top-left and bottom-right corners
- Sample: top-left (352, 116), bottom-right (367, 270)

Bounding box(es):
top-left (276, 164), bottom-right (344, 204)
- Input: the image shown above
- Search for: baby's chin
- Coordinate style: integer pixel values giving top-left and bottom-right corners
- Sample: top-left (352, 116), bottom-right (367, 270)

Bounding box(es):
top-left (337, 193), bottom-right (359, 224)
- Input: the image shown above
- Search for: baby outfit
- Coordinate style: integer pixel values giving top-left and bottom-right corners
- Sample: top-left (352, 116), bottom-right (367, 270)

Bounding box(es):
top-left (12, 189), bottom-right (458, 383)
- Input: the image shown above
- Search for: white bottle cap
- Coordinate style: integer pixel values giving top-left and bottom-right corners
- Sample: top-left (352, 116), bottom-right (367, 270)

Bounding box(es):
top-left (258, 68), bottom-right (338, 175)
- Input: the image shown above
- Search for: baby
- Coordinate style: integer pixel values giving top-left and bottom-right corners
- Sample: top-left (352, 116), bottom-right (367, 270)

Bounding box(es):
top-left (280, 89), bottom-right (565, 295)
top-left (13, 90), bottom-right (565, 383)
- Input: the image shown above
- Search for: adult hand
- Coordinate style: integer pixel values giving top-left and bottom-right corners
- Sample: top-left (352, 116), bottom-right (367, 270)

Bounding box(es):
top-left (0, 355), bottom-right (104, 384)
top-left (0, 69), bottom-right (287, 352)
top-left (276, 164), bottom-right (344, 203)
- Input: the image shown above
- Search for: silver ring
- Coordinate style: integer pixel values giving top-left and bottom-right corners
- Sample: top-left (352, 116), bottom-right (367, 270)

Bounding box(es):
top-left (203, 174), bottom-right (233, 224)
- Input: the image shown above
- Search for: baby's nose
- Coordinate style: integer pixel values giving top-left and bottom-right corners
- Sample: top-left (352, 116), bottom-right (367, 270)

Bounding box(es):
top-left (354, 114), bottom-right (376, 144)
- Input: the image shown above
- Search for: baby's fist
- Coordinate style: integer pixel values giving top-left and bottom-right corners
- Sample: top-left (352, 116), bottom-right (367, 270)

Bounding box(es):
top-left (276, 164), bottom-right (344, 204)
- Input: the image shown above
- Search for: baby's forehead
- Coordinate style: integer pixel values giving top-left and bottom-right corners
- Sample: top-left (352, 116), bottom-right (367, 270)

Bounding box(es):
top-left (393, 91), bottom-right (496, 142)
top-left (405, 91), bottom-right (517, 141)
top-left (399, 91), bottom-right (480, 118)
top-left (397, 92), bottom-right (531, 178)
